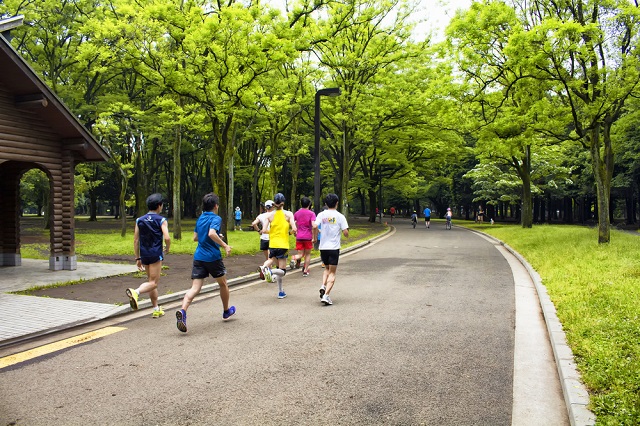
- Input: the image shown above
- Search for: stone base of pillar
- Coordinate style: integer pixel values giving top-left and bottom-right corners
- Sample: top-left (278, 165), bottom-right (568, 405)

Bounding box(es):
top-left (0, 253), bottom-right (21, 266)
top-left (63, 255), bottom-right (77, 271)
top-left (49, 255), bottom-right (63, 271)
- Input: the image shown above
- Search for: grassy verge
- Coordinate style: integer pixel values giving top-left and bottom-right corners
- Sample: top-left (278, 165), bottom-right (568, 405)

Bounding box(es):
top-left (21, 217), bottom-right (387, 258)
top-left (461, 221), bottom-right (640, 425)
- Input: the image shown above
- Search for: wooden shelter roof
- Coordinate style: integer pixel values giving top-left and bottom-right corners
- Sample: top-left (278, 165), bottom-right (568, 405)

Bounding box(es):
top-left (0, 20), bottom-right (109, 162)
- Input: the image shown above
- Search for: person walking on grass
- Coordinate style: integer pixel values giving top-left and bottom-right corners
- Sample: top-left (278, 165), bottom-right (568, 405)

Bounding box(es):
top-left (252, 200), bottom-right (274, 264)
top-left (313, 193), bottom-right (349, 306)
top-left (290, 196), bottom-right (316, 277)
top-left (176, 193), bottom-right (235, 333)
top-left (234, 206), bottom-right (243, 231)
top-left (258, 192), bottom-right (297, 299)
top-left (127, 193), bottom-right (171, 318)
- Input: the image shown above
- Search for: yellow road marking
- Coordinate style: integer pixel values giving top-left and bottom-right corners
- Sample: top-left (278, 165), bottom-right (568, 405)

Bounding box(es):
top-left (0, 326), bottom-right (126, 369)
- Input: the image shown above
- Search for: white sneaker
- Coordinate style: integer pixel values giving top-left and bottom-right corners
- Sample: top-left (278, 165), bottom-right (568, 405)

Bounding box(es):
top-left (319, 285), bottom-right (326, 299)
top-left (290, 259), bottom-right (296, 270)
top-left (321, 294), bottom-right (332, 305)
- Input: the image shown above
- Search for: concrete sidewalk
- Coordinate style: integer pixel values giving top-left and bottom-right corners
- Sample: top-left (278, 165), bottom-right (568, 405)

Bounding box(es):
top-left (0, 259), bottom-right (138, 344)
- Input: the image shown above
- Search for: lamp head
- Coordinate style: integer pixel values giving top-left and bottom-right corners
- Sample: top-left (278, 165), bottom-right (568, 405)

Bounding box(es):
top-left (317, 87), bottom-right (341, 97)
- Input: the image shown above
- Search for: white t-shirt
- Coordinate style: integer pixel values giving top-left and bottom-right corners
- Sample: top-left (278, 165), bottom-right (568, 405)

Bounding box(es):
top-left (256, 212), bottom-right (271, 241)
top-left (314, 209), bottom-right (349, 250)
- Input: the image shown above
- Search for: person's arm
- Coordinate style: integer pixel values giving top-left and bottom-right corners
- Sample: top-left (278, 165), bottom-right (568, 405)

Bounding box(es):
top-left (208, 228), bottom-right (232, 256)
top-left (288, 211), bottom-right (297, 235)
top-left (312, 218), bottom-right (318, 243)
top-left (133, 222), bottom-right (142, 269)
top-left (252, 216), bottom-right (260, 232)
top-left (193, 231), bottom-right (199, 242)
top-left (261, 211), bottom-right (274, 234)
top-left (161, 220), bottom-right (171, 254)
top-left (342, 228), bottom-right (349, 238)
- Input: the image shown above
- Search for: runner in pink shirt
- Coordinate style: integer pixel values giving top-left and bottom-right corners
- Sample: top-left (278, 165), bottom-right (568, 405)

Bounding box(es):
top-left (290, 197), bottom-right (316, 277)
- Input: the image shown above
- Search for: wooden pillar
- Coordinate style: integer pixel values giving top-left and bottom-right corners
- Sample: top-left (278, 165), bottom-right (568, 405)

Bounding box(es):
top-left (61, 150), bottom-right (76, 270)
top-left (49, 164), bottom-right (64, 270)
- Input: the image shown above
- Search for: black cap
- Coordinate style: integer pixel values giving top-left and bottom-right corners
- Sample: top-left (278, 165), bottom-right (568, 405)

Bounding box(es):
top-left (274, 193), bottom-right (286, 205)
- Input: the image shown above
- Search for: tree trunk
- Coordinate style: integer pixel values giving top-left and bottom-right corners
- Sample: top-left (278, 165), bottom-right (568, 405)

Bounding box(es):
top-left (119, 172), bottom-right (128, 238)
top-left (209, 116), bottom-right (233, 241)
top-left (290, 153), bottom-right (300, 211)
top-left (367, 188), bottom-right (377, 223)
top-left (340, 125), bottom-right (349, 216)
top-left (135, 135), bottom-right (146, 218)
top-left (172, 125), bottom-right (182, 240)
top-left (228, 152), bottom-right (234, 229)
top-left (589, 124), bottom-right (612, 243)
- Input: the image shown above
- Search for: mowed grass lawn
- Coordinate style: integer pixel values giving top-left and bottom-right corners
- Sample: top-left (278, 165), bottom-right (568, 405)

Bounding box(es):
top-left (463, 221), bottom-right (640, 425)
top-left (20, 216), bottom-right (385, 259)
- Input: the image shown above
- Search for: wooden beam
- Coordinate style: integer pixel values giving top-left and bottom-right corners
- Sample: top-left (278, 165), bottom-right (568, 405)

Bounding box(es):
top-left (62, 138), bottom-right (88, 151)
top-left (14, 93), bottom-right (48, 108)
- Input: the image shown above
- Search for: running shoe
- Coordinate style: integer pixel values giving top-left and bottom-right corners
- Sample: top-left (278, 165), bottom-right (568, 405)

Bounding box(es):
top-left (290, 259), bottom-right (296, 270)
top-left (302, 271), bottom-right (309, 277)
top-left (176, 309), bottom-right (187, 333)
top-left (152, 306), bottom-right (165, 318)
top-left (126, 288), bottom-right (139, 310)
top-left (262, 266), bottom-right (273, 283)
top-left (321, 294), bottom-right (333, 305)
top-left (278, 291), bottom-right (287, 299)
top-left (319, 285), bottom-right (326, 299)
top-left (296, 258), bottom-right (301, 268)
top-left (223, 306), bottom-right (236, 320)
top-left (257, 266), bottom-right (265, 280)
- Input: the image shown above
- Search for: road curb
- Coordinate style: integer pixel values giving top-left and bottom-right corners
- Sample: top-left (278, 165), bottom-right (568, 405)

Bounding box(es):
top-left (467, 229), bottom-right (596, 426)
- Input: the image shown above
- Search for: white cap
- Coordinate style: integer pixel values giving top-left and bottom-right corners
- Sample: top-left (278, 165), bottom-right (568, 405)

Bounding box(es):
top-left (265, 200), bottom-right (274, 208)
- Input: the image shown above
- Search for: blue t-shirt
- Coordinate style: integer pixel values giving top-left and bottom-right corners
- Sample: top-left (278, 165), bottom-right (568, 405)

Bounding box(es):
top-left (194, 211), bottom-right (223, 262)
top-left (423, 208), bottom-right (431, 217)
top-left (136, 213), bottom-right (166, 258)
top-left (235, 209), bottom-right (242, 220)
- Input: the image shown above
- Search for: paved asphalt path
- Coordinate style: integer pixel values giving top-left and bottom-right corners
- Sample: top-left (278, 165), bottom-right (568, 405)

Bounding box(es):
top-left (0, 220), bottom-right (566, 425)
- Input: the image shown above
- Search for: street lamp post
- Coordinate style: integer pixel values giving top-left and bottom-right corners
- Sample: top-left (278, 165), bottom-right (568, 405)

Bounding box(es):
top-left (314, 87), bottom-right (341, 214)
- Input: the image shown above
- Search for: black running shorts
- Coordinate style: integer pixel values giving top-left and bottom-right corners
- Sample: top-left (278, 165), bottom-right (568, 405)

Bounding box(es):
top-left (191, 259), bottom-right (226, 279)
top-left (320, 249), bottom-right (340, 266)
top-left (269, 248), bottom-right (289, 259)
top-left (140, 255), bottom-right (163, 265)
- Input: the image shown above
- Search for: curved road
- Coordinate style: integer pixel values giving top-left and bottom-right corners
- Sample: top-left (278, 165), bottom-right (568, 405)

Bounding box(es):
top-left (0, 219), bottom-right (568, 425)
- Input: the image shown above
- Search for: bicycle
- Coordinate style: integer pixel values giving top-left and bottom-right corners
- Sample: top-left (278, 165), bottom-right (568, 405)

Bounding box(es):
top-left (411, 214), bottom-right (417, 228)
top-left (445, 216), bottom-right (452, 230)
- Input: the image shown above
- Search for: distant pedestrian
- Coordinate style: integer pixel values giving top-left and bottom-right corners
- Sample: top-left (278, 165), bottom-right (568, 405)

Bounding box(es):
top-left (258, 193), bottom-right (297, 299)
top-left (313, 193), bottom-right (349, 306)
top-left (423, 206), bottom-right (431, 228)
top-left (234, 206), bottom-right (242, 231)
top-left (176, 193), bottom-right (235, 333)
top-left (411, 210), bottom-right (418, 227)
top-left (290, 196), bottom-right (316, 277)
top-left (477, 207), bottom-right (484, 223)
top-left (389, 206), bottom-right (396, 222)
top-left (127, 193), bottom-right (171, 318)
top-left (252, 200), bottom-right (274, 262)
